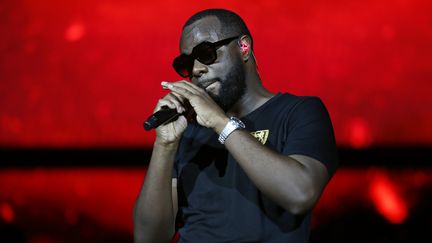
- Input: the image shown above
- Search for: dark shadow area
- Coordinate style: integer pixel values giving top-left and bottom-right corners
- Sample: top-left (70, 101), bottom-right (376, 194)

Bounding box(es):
top-left (1, 146), bottom-right (431, 167)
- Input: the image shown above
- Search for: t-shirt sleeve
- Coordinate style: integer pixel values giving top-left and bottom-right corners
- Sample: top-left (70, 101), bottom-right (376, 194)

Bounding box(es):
top-left (282, 97), bottom-right (338, 176)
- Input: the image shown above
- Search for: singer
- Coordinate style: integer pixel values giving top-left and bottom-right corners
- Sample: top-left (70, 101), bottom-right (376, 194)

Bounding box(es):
top-left (134, 9), bottom-right (338, 243)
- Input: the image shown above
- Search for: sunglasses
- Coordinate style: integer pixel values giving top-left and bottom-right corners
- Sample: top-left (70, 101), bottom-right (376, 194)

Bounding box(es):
top-left (172, 36), bottom-right (239, 78)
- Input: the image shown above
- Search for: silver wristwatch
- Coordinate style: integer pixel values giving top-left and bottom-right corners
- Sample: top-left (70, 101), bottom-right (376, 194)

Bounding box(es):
top-left (218, 117), bottom-right (245, 144)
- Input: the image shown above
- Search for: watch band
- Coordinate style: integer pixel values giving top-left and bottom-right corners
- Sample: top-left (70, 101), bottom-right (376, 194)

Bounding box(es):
top-left (218, 117), bottom-right (245, 144)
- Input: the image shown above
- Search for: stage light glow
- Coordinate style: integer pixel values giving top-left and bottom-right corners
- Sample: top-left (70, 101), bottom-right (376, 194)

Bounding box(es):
top-left (64, 23), bottom-right (85, 42)
top-left (1, 202), bottom-right (15, 223)
top-left (347, 118), bottom-right (373, 149)
top-left (369, 172), bottom-right (408, 224)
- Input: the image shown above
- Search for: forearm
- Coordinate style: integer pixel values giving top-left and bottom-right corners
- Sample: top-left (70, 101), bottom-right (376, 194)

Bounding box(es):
top-left (224, 130), bottom-right (325, 215)
top-left (134, 140), bottom-right (178, 243)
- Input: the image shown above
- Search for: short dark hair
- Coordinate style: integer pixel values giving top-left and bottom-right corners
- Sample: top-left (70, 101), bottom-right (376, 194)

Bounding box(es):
top-left (183, 9), bottom-right (253, 49)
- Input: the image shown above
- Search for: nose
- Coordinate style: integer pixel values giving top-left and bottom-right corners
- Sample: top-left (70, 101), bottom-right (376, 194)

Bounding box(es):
top-left (191, 59), bottom-right (208, 78)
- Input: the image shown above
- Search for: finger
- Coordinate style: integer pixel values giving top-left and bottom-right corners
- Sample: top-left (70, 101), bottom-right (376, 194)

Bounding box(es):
top-left (154, 98), bottom-right (176, 113)
top-left (163, 81), bottom-right (203, 96)
top-left (165, 93), bottom-right (186, 113)
top-left (162, 82), bottom-right (188, 111)
top-left (156, 92), bottom-right (187, 113)
top-left (167, 90), bottom-right (186, 103)
top-left (177, 80), bottom-right (206, 94)
top-left (166, 83), bottom-right (196, 101)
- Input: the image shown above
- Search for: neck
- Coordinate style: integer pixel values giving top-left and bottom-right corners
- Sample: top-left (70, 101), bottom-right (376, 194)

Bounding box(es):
top-left (227, 60), bottom-right (275, 118)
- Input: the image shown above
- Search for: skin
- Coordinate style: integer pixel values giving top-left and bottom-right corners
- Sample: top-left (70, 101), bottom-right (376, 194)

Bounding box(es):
top-left (134, 16), bottom-right (330, 243)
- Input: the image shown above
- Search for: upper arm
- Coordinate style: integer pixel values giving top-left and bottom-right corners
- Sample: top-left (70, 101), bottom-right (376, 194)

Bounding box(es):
top-left (286, 154), bottom-right (330, 213)
top-left (283, 97), bottom-right (338, 177)
top-left (289, 154), bottom-right (329, 193)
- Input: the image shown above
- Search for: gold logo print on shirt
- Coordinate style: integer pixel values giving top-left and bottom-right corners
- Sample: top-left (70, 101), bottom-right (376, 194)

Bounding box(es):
top-left (250, 130), bottom-right (269, 145)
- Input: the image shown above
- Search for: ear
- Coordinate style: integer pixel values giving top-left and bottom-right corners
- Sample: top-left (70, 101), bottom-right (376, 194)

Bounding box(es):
top-left (237, 35), bottom-right (252, 62)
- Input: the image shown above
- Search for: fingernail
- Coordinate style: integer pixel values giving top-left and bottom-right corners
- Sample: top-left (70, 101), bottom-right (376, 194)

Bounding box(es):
top-left (161, 81), bottom-right (168, 89)
top-left (161, 81), bottom-right (173, 89)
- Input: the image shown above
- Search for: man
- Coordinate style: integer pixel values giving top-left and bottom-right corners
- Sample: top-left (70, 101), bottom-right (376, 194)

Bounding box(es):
top-left (134, 9), bottom-right (338, 243)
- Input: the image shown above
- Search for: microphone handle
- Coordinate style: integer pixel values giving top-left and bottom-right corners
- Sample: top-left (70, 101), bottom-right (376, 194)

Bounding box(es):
top-left (143, 106), bottom-right (181, 131)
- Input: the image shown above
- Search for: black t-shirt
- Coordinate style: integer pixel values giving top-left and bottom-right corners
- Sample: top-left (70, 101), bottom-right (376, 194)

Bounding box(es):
top-left (173, 93), bottom-right (338, 243)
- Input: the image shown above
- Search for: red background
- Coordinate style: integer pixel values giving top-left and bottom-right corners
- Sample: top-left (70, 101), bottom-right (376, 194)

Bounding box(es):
top-left (1, 0), bottom-right (432, 148)
top-left (1, 0), bottom-right (432, 242)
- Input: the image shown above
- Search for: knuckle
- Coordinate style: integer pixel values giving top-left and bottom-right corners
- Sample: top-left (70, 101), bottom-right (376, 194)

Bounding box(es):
top-left (167, 93), bottom-right (176, 100)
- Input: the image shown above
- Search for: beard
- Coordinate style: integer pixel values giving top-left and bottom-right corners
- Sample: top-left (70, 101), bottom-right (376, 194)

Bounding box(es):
top-left (208, 58), bottom-right (246, 111)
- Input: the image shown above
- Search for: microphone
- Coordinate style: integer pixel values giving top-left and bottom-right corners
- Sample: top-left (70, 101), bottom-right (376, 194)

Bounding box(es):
top-left (143, 106), bottom-right (182, 131)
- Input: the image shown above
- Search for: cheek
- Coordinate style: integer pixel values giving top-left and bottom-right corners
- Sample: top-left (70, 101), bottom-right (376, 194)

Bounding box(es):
top-left (211, 50), bottom-right (237, 77)
top-left (211, 60), bottom-right (235, 79)
top-left (207, 64), bottom-right (226, 79)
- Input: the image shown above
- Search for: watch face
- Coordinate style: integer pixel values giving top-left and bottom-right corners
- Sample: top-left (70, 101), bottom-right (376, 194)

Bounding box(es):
top-left (230, 117), bottom-right (245, 128)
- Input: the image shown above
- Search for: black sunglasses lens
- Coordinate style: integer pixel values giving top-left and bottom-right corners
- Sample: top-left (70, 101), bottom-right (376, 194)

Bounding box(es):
top-left (172, 43), bottom-right (219, 77)
top-left (195, 43), bottom-right (217, 65)
top-left (173, 55), bottom-right (193, 77)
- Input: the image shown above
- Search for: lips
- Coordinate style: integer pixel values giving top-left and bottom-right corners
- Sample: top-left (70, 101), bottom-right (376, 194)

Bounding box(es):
top-left (199, 80), bottom-right (216, 90)
top-left (205, 82), bottom-right (219, 91)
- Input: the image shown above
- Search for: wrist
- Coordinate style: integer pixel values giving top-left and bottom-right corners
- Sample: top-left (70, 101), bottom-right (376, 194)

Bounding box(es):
top-left (214, 116), bottom-right (230, 134)
top-left (154, 137), bottom-right (180, 149)
top-left (217, 117), bottom-right (246, 144)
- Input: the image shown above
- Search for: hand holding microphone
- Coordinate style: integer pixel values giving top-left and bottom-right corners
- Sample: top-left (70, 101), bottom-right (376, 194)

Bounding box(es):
top-left (144, 80), bottom-right (227, 140)
top-left (143, 81), bottom-right (196, 147)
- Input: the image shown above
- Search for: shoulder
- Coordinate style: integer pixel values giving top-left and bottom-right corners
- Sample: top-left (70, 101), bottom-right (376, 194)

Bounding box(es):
top-left (278, 93), bottom-right (324, 107)
top-left (270, 93), bottom-right (327, 118)
top-left (269, 93), bottom-right (323, 108)
top-left (243, 93), bottom-right (328, 126)
top-left (282, 95), bottom-right (332, 129)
